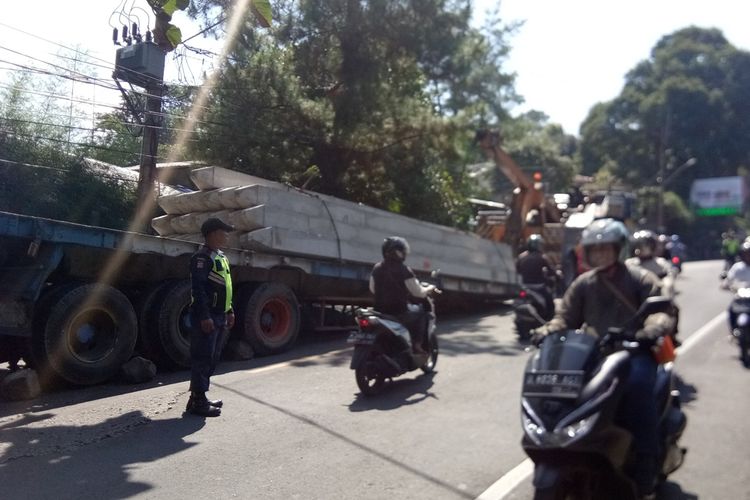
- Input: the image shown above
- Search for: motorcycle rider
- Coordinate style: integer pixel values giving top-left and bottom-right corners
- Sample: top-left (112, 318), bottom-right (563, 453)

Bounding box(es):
top-left (516, 234), bottom-right (556, 316)
top-left (626, 230), bottom-right (677, 298)
top-left (721, 230), bottom-right (740, 275)
top-left (532, 218), bottom-right (675, 500)
top-left (723, 241), bottom-right (750, 327)
top-left (369, 237), bottom-right (437, 355)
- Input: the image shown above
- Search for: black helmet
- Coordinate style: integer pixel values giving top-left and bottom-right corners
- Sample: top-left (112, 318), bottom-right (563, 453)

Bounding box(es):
top-left (382, 236), bottom-right (410, 262)
top-left (527, 234), bottom-right (544, 252)
top-left (632, 229), bottom-right (657, 257)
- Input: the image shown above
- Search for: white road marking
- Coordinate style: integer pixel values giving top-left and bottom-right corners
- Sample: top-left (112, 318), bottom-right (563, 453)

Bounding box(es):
top-left (675, 311), bottom-right (727, 355)
top-left (475, 458), bottom-right (534, 500)
top-left (474, 310), bottom-right (727, 500)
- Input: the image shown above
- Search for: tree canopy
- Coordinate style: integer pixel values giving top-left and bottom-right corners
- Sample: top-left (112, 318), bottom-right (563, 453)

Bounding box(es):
top-left (579, 26), bottom-right (750, 202)
top-left (185, 0), bottom-right (520, 226)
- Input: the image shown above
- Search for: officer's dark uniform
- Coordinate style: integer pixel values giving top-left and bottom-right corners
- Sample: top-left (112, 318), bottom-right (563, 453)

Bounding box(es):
top-left (187, 220), bottom-right (234, 416)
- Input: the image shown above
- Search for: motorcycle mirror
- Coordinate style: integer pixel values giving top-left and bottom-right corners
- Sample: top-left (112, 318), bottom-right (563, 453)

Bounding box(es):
top-left (636, 296), bottom-right (672, 319)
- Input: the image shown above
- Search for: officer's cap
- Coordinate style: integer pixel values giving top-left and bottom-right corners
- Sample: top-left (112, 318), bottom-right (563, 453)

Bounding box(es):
top-left (201, 217), bottom-right (234, 237)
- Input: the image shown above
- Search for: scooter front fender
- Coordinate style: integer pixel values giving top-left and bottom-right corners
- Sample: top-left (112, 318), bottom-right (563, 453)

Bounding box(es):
top-left (532, 463), bottom-right (562, 489)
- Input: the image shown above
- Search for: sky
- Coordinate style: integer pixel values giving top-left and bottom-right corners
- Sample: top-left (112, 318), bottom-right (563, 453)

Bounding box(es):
top-left (1, 0), bottom-right (749, 136)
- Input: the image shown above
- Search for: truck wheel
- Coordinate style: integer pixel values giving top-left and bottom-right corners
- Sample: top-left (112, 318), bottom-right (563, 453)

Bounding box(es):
top-left (28, 283), bottom-right (82, 387)
top-left (153, 280), bottom-right (193, 369)
top-left (237, 283), bottom-right (300, 355)
top-left (136, 280), bottom-right (175, 367)
top-left (43, 284), bottom-right (137, 385)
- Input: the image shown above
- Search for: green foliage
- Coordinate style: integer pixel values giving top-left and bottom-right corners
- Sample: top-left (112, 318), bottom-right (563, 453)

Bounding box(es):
top-left (0, 64), bottom-right (136, 230)
top-left (580, 27), bottom-right (750, 200)
top-left (186, 0), bottom-right (519, 227)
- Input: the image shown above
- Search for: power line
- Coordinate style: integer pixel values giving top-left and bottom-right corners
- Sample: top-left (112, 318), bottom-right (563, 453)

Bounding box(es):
top-left (0, 128), bottom-right (160, 160)
top-left (2, 116), bottom-right (201, 140)
top-left (0, 44), bottom-right (118, 89)
top-left (0, 20), bottom-right (212, 87)
top-left (0, 157), bottom-right (139, 184)
top-left (0, 49), bottom-right (219, 117)
top-left (0, 82), bottom-right (229, 128)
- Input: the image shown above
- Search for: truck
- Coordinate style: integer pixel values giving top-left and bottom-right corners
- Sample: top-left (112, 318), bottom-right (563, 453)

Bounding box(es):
top-left (0, 168), bottom-right (519, 386)
top-left (473, 130), bottom-right (565, 264)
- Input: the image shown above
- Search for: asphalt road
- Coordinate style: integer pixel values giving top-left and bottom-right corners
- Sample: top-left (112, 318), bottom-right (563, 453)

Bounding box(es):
top-left (1, 260), bottom-right (747, 500)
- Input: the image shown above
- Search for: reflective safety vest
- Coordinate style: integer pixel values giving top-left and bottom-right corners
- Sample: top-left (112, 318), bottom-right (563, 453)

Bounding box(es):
top-left (208, 251), bottom-right (233, 312)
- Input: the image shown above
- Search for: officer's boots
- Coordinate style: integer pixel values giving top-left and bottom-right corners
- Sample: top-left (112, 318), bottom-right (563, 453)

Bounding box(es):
top-left (186, 391), bottom-right (221, 417)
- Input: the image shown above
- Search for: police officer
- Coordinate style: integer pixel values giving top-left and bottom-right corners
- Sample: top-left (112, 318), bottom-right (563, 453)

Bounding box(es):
top-left (185, 217), bottom-right (235, 417)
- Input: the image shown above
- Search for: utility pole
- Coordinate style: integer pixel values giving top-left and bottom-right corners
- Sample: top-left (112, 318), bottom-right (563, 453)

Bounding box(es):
top-left (136, 81), bottom-right (164, 213)
top-left (113, 10), bottom-right (168, 231)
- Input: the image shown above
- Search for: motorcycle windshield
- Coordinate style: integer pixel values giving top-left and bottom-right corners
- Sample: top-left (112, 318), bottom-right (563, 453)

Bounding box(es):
top-left (532, 330), bottom-right (598, 372)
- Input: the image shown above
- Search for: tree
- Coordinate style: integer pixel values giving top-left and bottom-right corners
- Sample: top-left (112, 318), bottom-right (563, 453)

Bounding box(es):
top-left (580, 27), bottom-right (750, 203)
top-left (0, 68), bottom-right (136, 229)
top-left (185, 0), bottom-right (519, 227)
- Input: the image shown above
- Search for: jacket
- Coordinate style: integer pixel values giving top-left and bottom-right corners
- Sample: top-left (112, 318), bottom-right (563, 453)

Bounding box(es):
top-left (544, 262), bottom-right (673, 341)
top-left (190, 245), bottom-right (234, 320)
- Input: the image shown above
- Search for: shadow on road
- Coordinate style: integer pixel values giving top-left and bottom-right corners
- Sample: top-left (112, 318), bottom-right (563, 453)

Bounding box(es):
top-left (348, 372), bottom-right (437, 412)
top-left (0, 411), bottom-right (204, 498)
top-left (675, 375), bottom-right (698, 405)
top-left (0, 305), bottom-right (515, 417)
top-left (660, 480), bottom-right (699, 500)
top-left (214, 381), bottom-right (474, 499)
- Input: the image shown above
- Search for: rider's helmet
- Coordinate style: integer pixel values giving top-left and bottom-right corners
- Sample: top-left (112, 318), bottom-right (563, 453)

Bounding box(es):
top-left (740, 241), bottom-right (750, 264)
top-left (382, 236), bottom-right (410, 262)
top-left (632, 229), bottom-right (657, 259)
top-left (527, 234), bottom-right (544, 252)
top-left (580, 218), bottom-right (630, 269)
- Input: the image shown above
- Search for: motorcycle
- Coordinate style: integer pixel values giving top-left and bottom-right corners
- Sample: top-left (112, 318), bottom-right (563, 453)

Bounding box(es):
top-left (729, 286), bottom-right (750, 367)
top-left (670, 255), bottom-right (682, 274)
top-left (521, 297), bottom-right (687, 500)
top-left (349, 276), bottom-right (441, 396)
top-left (514, 283), bottom-right (555, 341)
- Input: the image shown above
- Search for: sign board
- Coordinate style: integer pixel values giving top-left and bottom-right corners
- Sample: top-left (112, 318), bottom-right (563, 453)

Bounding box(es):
top-left (690, 176), bottom-right (747, 216)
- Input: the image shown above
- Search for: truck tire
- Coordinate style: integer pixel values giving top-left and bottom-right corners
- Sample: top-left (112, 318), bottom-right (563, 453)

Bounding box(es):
top-left (135, 280), bottom-right (176, 367)
top-left (236, 282), bottom-right (300, 355)
top-left (43, 283), bottom-right (137, 385)
top-left (152, 279), bottom-right (193, 369)
top-left (28, 282), bottom-right (82, 387)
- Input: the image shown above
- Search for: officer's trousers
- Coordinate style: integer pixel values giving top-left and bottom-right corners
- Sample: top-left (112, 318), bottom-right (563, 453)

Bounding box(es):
top-left (189, 312), bottom-right (227, 394)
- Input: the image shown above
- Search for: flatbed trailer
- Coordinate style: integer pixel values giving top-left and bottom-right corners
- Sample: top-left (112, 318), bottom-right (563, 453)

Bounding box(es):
top-left (0, 211), bottom-right (518, 385)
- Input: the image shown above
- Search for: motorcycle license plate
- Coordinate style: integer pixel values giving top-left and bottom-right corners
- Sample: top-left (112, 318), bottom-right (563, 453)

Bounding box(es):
top-left (522, 370), bottom-right (584, 399)
top-left (347, 331), bottom-right (376, 344)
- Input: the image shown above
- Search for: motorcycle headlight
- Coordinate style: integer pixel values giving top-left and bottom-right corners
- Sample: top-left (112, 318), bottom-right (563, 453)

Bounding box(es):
top-left (522, 405), bottom-right (600, 447)
top-left (522, 412), bottom-right (547, 446)
top-left (555, 412), bottom-right (599, 445)
top-left (738, 313), bottom-right (750, 327)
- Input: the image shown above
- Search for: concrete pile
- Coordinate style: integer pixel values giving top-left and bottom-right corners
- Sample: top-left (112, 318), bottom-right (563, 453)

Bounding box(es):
top-left (152, 167), bottom-right (516, 284)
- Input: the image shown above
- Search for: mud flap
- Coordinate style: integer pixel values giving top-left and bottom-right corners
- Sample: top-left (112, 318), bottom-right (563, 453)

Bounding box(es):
top-left (350, 345), bottom-right (371, 370)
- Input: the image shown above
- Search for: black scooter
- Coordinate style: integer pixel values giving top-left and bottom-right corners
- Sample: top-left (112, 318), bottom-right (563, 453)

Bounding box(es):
top-left (514, 283), bottom-right (555, 340)
top-left (729, 287), bottom-right (750, 367)
top-left (521, 297), bottom-right (687, 500)
top-left (349, 275), bottom-right (441, 396)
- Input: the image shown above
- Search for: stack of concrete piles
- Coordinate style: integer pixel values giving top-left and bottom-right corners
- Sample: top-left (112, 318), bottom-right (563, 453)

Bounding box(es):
top-left (152, 167), bottom-right (516, 284)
